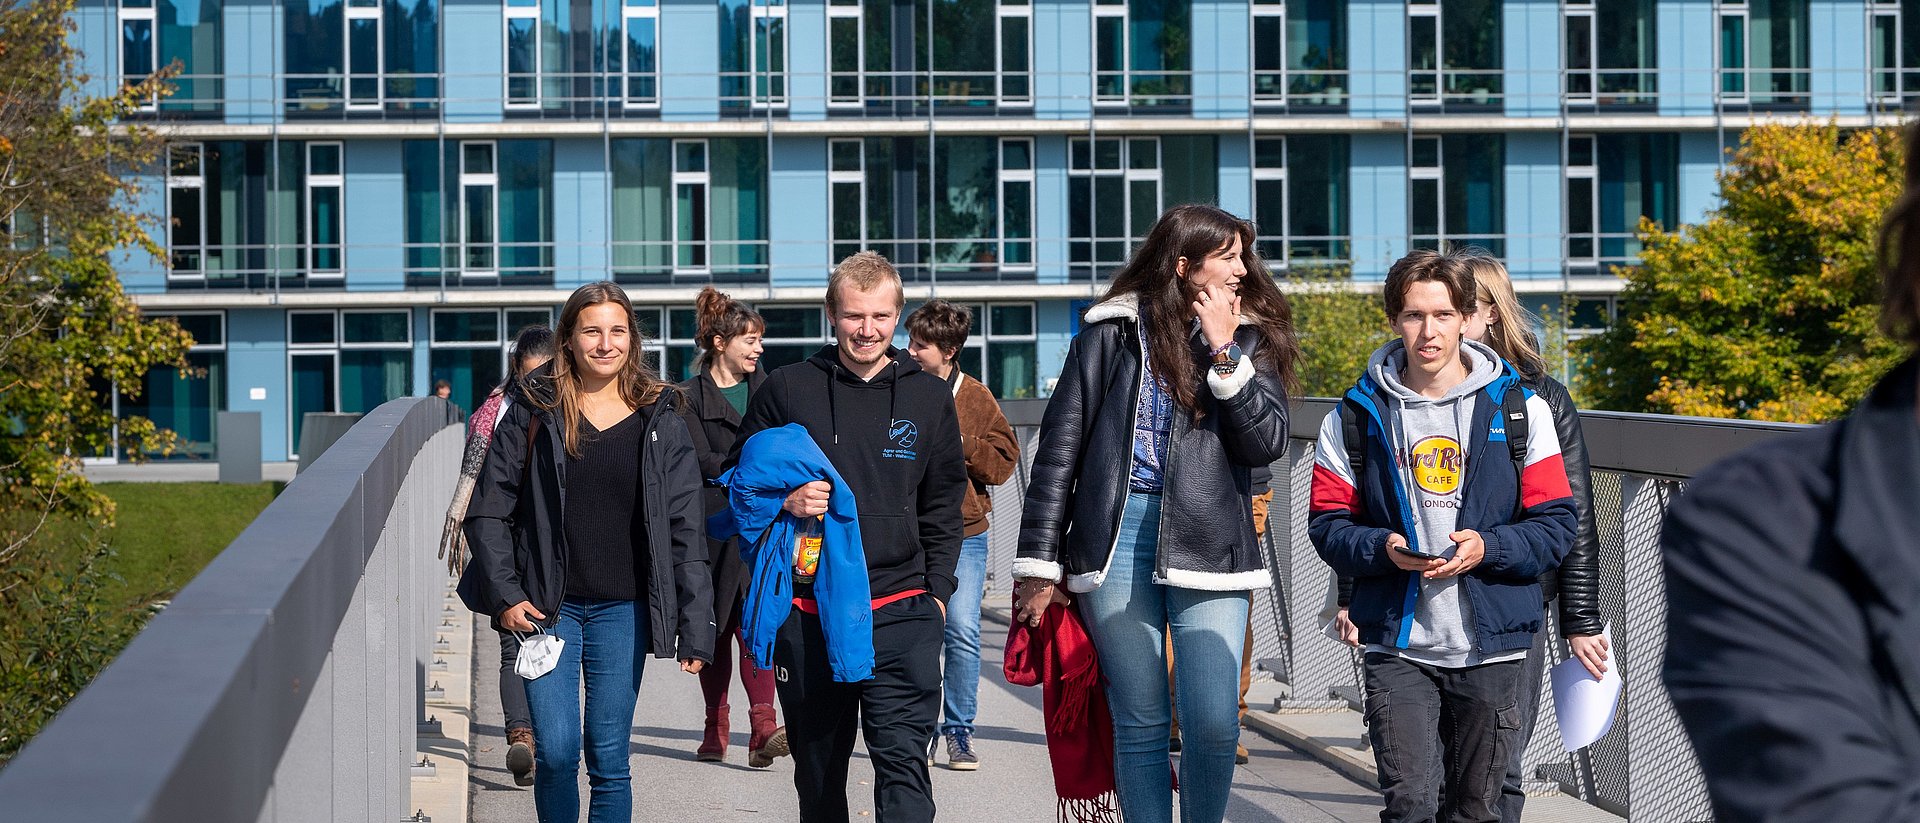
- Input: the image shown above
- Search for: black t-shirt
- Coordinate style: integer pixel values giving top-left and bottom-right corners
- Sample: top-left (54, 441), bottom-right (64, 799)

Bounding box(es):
top-left (563, 412), bottom-right (644, 601)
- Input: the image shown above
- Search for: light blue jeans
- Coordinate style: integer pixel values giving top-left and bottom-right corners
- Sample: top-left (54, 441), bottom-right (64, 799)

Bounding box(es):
top-left (522, 596), bottom-right (648, 823)
top-left (1078, 493), bottom-right (1250, 823)
top-left (941, 531), bottom-right (992, 735)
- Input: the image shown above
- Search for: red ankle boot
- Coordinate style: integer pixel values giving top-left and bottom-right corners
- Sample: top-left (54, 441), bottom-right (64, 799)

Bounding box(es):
top-left (746, 703), bottom-right (788, 768)
top-left (696, 705), bottom-right (729, 762)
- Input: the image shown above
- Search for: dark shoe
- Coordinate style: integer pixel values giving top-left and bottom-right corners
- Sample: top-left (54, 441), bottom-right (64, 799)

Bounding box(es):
top-left (506, 727), bottom-right (536, 787)
top-left (746, 704), bottom-right (788, 768)
top-left (1169, 731), bottom-right (1182, 753)
top-left (697, 705), bottom-right (729, 762)
top-left (1236, 742), bottom-right (1250, 765)
top-left (944, 731), bottom-right (980, 771)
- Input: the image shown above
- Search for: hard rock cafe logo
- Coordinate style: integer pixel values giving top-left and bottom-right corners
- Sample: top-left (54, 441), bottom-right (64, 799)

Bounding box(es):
top-left (1408, 435), bottom-right (1464, 495)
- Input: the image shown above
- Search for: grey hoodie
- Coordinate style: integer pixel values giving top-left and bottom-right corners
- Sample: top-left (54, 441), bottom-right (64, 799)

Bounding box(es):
top-left (1362, 338), bottom-right (1525, 668)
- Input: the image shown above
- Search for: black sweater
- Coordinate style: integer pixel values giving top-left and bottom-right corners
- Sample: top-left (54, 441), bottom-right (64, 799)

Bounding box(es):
top-left (729, 346), bottom-right (968, 603)
top-left (563, 413), bottom-right (642, 601)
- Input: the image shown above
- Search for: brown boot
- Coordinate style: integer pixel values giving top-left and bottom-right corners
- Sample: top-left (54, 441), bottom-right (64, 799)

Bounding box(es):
top-left (697, 705), bottom-right (729, 762)
top-left (746, 704), bottom-right (788, 768)
top-left (506, 727), bottom-right (536, 787)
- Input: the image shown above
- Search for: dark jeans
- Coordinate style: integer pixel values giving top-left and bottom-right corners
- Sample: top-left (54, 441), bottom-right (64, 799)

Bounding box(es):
top-left (1497, 625), bottom-right (1550, 823)
top-left (499, 630), bottom-right (532, 731)
top-left (1363, 653), bottom-right (1523, 823)
top-left (775, 594), bottom-right (943, 823)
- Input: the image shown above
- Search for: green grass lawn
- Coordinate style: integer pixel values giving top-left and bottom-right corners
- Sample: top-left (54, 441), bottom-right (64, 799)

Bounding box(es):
top-left (0, 481), bottom-right (280, 764)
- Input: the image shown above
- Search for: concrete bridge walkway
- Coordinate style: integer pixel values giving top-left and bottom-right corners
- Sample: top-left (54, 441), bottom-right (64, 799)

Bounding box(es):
top-left (465, 610), bottom-right (1385, 822)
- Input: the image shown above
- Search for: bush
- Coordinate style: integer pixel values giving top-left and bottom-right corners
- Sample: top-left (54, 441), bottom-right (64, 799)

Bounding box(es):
top-left (0, 543), bottom-right (143, 765)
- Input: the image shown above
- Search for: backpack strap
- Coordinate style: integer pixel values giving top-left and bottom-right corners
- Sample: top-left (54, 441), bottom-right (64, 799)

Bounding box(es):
top-left (1339, 397), bottom-right (1366, 486)
top-left (1501, 384), bottom-right (1529, 517)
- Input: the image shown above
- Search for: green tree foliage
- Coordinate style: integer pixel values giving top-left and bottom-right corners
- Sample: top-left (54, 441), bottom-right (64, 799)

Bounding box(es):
top-left (0, 0), bottom-right (193, 563)
top-left (1578, 123), bottom-right (1909, 421)
top-left (1287, 267), bottom-right (1393, 397)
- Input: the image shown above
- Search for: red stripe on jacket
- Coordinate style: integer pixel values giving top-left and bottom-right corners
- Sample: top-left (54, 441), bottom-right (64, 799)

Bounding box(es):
top-left (1311, 463), bottom-right (1359, 513)
top-left (1520, 453), bottom-right (1574, 510)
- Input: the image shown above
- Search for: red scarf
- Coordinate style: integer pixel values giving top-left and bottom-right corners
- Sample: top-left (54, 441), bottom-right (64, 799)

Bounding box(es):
top-left (1003, 599), bottom-right (1120, 823)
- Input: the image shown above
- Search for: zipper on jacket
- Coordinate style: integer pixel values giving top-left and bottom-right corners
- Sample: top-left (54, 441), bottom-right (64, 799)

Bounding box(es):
top-left (1094, 319), bottom-right (1146, 588)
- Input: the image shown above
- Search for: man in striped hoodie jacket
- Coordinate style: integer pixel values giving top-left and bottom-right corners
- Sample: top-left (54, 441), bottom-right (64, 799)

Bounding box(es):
top-left (1308, 249), bottom-right (1578, 823)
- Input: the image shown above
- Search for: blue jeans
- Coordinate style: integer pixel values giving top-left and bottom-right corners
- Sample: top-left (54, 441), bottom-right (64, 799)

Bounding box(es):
top-left (522, 597), bottom-right (648, 823)
top-left (1078, 493), bottom-right (1250, 823)
top-left (941, 531), bottom-right (991, 735)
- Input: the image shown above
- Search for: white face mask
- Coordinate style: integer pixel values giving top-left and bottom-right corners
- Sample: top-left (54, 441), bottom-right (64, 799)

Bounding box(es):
top-left (514, 625), bottom-right (565, 680)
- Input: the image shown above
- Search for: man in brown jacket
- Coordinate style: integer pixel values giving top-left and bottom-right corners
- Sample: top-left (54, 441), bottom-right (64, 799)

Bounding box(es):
top-left (905, 299), bottom-right (1021, 771)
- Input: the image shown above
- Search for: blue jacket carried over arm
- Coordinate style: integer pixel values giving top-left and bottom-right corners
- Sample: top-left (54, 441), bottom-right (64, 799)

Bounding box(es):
top-left (708, 424), bottom-right (875, 682)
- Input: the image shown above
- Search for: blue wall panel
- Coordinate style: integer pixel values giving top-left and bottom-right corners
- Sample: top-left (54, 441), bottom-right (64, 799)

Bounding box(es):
top-left (1348, 133), bottom-right (1407, 280)
top-left (1191, 0), bottom-right (1251, 118)
top-left (787, 0), bottom-right (828, 120)
top-left (1503, 132), bottom-right (1561, 280)
top-left (1348, 0), bottom-right (1405, 118)
top-left (73, 4), bottom-right (116, 101)
top-left (1503, 0), bottom-right (1558, 117)
top-left (1657, 0), bottom-right (1714, 115)
top-left (769, 137), bottom-right (830, 285)
top-left (345, 141), bottom-right (407, 291)
top-left (1810, 0), bottom-right (1867, 116)
top-left (1035, 0), bottom-right (1093, 118)
top-left (1677, 131), bottom-right (1723, 226)
top-left (1034, 136), bottom-right (1071, 284)
top-left (552, 138), bottom-right (610, 287)
top-left (1217, 134), bottom-right (1252, 217)
top-left (223, 0), bottom-right (280, 124)
top-left (227, 308), bottom-right (289, 462)
top-left (444, 0), bottom-right (503, 121)
top-left (118, 171), bottom-right (170, 294)
top-left (1034, 298), bottom-right (1074, 397)
top-left (663, 0), bottom-right (720, 120)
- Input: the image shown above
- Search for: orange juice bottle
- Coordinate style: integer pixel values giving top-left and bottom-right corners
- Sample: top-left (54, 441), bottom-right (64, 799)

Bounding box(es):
top-left (793, 515), bottom-right (823, 583)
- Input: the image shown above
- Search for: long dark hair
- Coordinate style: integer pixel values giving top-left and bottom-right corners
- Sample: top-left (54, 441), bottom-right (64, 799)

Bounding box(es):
top-left (693, 286), bottom-right (764, 373)
top-left (506, 323), bottom-right (556, 392)
top-left (542, 282), bottom-right (666, 459)
top-left (1098, 204), bottom-right (1300, 413)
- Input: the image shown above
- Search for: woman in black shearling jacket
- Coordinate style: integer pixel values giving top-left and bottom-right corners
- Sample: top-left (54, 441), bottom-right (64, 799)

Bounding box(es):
top-left (1012, 205), bottom-right (1297, 823)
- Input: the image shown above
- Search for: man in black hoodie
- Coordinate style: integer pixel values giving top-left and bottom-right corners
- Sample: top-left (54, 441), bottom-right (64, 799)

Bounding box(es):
top-left (731, 251), bottom-right (967, 823)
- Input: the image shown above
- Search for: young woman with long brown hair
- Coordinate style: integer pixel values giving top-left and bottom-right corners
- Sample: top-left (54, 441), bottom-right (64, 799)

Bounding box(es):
top-left (1013, 204), bottom-right (1299, 823)
top-left (675, 286), bottom-right (788, 767)
top-left (463, 281), bottom-right (714, 823)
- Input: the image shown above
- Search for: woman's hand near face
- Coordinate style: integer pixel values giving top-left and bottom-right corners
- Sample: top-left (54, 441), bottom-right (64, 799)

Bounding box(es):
top-left (1192, 283), bottom-right (1242, 351)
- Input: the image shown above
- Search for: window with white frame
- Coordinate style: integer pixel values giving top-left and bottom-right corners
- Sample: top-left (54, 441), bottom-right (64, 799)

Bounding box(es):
top-left (345, 0), bottom-right (384, 109)
top-left (674, 140), bottom-right (710, 271)
top-left (829, 138), bottom-right (866, 262)
top-left (288, 309), bottom-right (411, 455)
top-left (1251, 135), bottom-right (1351, 270)
top-left (167, 144), bottom-right (207, 279)
top-left (307, 142), bottom-right (343, 277)
top-left (1252, 0), bottom-right (1286, 100)
top-left (1565, 0), bottom-right (1598, 103)
top-left (999, 138), bottom-right (1035, 269)
top-left (1254, 0), bottom-right (1349, 106)
top-left (504, 0), bottom-right (541, 107)
top-left (1409, 0), bottom-right (1501, 108)
top-left (1069, 136), bottom-right (1161, 272)
top-left (958, 302), bottom-right (1038, 399)
top-left (999, 0), bottom-right (1033, 103)
top-left (1093, 0), bottom-right (1128, 104)
top-left (1409, 133), bottom-right (1506, 254)
top-left (460, 141), bottom-right (498, 278)
top-left (120, 0), bottom-right (157, 109)
top-left (115, 312), bottom-right (226, 461)
top-left (1408, 0), bottom-right (1440, 104)
top-left (1409, 135), bottom-right (1444, 246)
top-left (1718, 0), bottom-right (1809, 106)
top-left (722, 0), bottom-right (787, 108)
top-left (1565, 134), bottom-right (1598, 266)
top-left (1872, 0), bottom-right (1904, 104)
top-left (826, 0), bottom-right (864, 106)
top-left (625, 0), bottom-right (662, 107)
top-left (429, 308), bottom-right (550, 421)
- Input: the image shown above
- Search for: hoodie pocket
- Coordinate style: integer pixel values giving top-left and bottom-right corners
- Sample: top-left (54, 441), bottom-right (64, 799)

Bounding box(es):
top-left (856, 512), bottom-right (921, 576)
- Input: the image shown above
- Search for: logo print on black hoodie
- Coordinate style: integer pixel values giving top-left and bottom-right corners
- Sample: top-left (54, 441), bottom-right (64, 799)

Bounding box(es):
top-left (883, 418), bottom-right (919, 460)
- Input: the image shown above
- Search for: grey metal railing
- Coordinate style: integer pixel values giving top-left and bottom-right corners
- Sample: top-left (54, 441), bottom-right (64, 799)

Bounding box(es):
top-left (982, 397), bottom-right (1808, 822)
top-left (0, 397), bottom-right (464, 822)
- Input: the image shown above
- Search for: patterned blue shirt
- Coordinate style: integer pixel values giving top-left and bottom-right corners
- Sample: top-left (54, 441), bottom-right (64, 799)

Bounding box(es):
top-left (1130, 331), bottom-right (1173, 492)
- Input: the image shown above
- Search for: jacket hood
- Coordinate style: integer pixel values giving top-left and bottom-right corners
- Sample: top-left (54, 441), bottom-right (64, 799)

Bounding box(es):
top-left (804, 344), bottom-right (922, 385)
top-left (1366, 338), bottom-right (1504, 404)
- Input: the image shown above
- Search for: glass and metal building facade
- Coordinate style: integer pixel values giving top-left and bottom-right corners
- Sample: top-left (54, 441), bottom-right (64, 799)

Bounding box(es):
top-left (71, 0), bottom-right (1915, 460)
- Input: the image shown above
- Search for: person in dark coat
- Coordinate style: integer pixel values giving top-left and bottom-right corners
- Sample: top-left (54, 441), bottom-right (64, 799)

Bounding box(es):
top-left (1014, 205), bottom-right (1298, 823)
top-left (462, 282), bottom-right (714, 823)
top-left (1661, 125), bottom-right (1920, 823)
top-left (676, 286), bottom-right (787, 768)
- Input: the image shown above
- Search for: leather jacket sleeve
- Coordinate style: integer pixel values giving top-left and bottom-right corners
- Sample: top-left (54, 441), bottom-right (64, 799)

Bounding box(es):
top-left (1540, 377), bottom-right (1604, 638)
top-left (1014, 326), bottom-right (1106, 582)
top-left (1205, 326), bottom-right (1291, 468)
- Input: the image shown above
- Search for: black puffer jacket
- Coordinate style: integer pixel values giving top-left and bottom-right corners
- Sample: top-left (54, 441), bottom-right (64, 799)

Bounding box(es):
top-left (1525, 373), bottom-right (1603, 638)
top-left (1332, 369), bottom-right (1602, 638)
top-left (460, 364), bottom-right (716, 664)
top-left (1014, 293), bottom-right (1291, 592)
